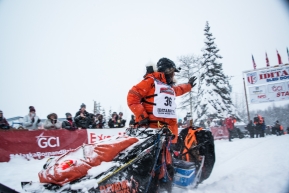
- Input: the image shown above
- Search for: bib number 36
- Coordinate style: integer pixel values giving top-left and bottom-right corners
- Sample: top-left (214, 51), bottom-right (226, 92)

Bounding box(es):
top-left (164, 96), bottom-right (172, 106)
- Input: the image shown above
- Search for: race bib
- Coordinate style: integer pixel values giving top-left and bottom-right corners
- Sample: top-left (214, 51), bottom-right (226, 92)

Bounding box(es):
top-left (152, 79), bottom-right (177, 118)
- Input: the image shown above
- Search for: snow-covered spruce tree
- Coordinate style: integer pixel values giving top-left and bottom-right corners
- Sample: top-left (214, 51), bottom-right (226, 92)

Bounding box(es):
top-left (194, 21), bottom-right (238, 122)
top-left (175, 55), bottom-right (202, 115)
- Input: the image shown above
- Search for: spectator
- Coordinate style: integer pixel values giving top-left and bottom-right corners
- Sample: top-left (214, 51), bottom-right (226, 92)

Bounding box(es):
top-left (253, 114), bottom-right (264, 138)
top-left (205, 120), bottom-right (211, 130)
top-left (219, 119), bottom-right (224, 126)
top-left (62, 113), bottom-right (77, 130)
top-left (182, 117), bottom-right (188, 127)
top-left (225, 115), bottom-right (234, 142)
top-left (44, 113), bottom-right (61, 129)
top-left (74, 103), bottom-right (91, 129)
top-left (260, 117), bottom-right (266, 137)
top-left (199, 120), bottom-right (206, 129)
top-left (91, 114), bottom-right (105, 129)
top-left (266, 125), bottom-right (272, 135)
top-left (273, 120), bottom-right (283, 136)
top-left (246, 120), bottom-right (255, 138)
top-left (23, 106), bottom-right (41, 130)
top-left (117, 112), bottom-right (126, 128)
top-left (129, 115), bottom-right (135, 127)
top-left (0, 110), bottom-right (10, 129)
top-left (108, 112), bottom-right (118, 128)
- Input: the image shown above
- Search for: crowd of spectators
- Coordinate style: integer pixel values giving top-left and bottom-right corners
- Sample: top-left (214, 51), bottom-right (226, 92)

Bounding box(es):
top-left (246, 114), bottom-right (286, 138)
top-left (0, 103), bottom-right (128, 130)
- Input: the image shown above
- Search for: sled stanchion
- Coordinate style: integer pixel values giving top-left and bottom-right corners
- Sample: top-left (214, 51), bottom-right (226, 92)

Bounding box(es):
top-left (144, 133), bottom-right (163, 193)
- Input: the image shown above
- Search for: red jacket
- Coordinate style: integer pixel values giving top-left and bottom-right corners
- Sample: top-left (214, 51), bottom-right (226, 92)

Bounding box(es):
top-left (225, 118), bottom-right (234, 130)
top-left (127, 72), bottom-right (192, 143)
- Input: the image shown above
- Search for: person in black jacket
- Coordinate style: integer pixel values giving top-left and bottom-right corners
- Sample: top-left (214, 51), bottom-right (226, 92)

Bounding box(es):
top-left (74, 103), bottom-right (91, 129)
top-left (108, 112), bottom-right (118, 128)
top-left (91, 114), bottom-right (105, 128)
top-left (0, 110), bottom-right (10, 129)
top-left (274, 120), bottom-right (282, 136)
top-left (246, 120), bottom-right (255, 138)
top-left (117, 112), bottom-right (126, 128)
top-left (62, 113), bottom-right (77, 130)
top-left (129, 115), bottom-right (135, 127)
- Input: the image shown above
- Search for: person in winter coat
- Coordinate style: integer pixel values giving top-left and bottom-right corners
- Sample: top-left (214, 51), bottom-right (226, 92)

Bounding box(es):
top-left (254, 114), bottom-right (264, 138)
top-left (62, 113), bottom-right (77, 130)
top-left (74, 103), bottom-right (91, 129)
top-left (199, 120), bottom-right (206, 129)
top-left (117, 112), bottom-right (126, 128)
top-left (127, 58), bottom-right (196, 143)
top-left (129, 115), bottom-right (136, 127)
top-left (274, 120), bottom-right (283, 136)
top-left (44, 113), bottom-right (62, 129)
top-left (108, 112), bottom-right (119, 128)
top-left (0, 110), bottom-right (10, 129)
top-left (23, 106), bottom-right (42, 130)
top-left (246, 120), bottom-right (255, 138)
top-left (91, 114), bottom-right (105, 128)
top-left (225, 115), bottom-right (234, 142)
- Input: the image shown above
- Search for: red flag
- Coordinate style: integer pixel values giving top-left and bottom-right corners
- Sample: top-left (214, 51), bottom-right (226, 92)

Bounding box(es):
top-left (252, 55), bottom-right (256, 69)
top-left (277, 50), bottom-right (282, 64)
top-left (266, 52), bottom-right (270, 67)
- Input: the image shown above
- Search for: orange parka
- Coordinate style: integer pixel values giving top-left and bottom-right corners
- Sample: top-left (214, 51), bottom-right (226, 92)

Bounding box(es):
top-left (127, 72), bottom-right (193, 143)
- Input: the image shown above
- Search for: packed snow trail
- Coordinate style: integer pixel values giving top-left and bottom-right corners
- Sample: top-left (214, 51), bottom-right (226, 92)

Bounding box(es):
top-left (182, 135), bottom-right (289, 193)
top-left (0, 135), bottom-right (289, 193)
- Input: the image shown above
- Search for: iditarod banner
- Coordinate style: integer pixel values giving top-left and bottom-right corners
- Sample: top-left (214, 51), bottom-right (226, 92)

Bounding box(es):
top-left (244, 64), bottom-right (289, 104)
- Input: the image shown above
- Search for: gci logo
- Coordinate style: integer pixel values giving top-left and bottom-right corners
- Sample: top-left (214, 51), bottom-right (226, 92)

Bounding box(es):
top-left (36, 133), bottom-right (60, 148)
top-left (271, 85), bottom-right (283, 92)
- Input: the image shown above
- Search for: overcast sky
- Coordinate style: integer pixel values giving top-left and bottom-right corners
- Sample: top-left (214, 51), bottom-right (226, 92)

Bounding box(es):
top-left (0, 0), bottom-right (289, 121)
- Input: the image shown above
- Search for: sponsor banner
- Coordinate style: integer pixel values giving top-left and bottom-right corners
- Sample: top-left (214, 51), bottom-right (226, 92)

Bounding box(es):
top-left (0, 129), bottom-right (87, 162)
top-left (245, 65), bottom-right (289, 86)
top-left (86, 128), bottom-right (127, 144)
top-left (248, 81), bottom-right (289, 103)
top-left (210, 126), bottom-right (229, 140)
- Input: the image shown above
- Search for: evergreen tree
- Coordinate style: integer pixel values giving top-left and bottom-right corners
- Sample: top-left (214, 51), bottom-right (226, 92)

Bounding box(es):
top-left (194, 21), bottom-right (237, 122)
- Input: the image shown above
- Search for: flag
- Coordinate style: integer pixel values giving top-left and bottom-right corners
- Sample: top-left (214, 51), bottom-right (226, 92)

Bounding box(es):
top-left (265, 52), bottom-right (270, 67)
top-left (287, 48), bottom-right (289, 62)
top-left (277, 50), bottom-right (282, 64)
top-left (252, 55), bottom-right (256, 69)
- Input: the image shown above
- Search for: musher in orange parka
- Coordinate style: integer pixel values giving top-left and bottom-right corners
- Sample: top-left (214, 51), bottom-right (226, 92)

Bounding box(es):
top-left (127, 58), bottom-right (197, 143)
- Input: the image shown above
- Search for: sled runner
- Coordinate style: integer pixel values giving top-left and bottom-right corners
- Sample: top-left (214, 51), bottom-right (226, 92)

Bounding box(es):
top-left (21, 123), bottom-right (215, 193)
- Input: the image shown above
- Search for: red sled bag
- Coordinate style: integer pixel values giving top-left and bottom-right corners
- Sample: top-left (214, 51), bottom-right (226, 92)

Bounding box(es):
top-left (38, 136), bottom-right (138, 185)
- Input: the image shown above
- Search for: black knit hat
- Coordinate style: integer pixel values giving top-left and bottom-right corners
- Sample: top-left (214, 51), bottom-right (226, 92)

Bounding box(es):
top-left (29, 106), bottom-right (36, 112)
top-left (0, 110), bottom-right (3, 114)
top-left (65, 113), bottom-right (72, 117)
top-left (80, 103), bottom-right (86, 108)
top-left (157, 58), bottom-right (180, 74)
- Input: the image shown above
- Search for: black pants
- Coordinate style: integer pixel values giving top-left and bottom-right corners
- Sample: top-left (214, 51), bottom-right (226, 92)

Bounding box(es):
top-left (228, 129), bottom-right (233, 141)
top-left (260, 129), bottom-right (265, 137)
top-left (249, 131), bottom-right (254, 138)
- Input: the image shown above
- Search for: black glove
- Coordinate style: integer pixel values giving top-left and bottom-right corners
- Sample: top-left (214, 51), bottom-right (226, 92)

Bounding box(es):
top-left (31, 118), bottom-right (35, 123)
top-left (188, 76), bottom-right (197, 87)
top-left (139, 118), bottom-right (149, 126)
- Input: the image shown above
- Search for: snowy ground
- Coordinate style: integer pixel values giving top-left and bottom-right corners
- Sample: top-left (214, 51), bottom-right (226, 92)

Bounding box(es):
top-left (1, 135), bottom-right (289, 193)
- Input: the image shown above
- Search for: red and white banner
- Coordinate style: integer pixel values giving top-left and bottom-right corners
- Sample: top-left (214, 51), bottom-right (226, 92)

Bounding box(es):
top-left (244, 64), bottom-right (289, 104)
top-left (86, 128), bottom-right (126, 144)
top-left (210, 126), bottom-right (229, 140)
top-left (0, 129), bottom-right (87, 162)
top-left (0, 127), bottom-right (228, 162)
